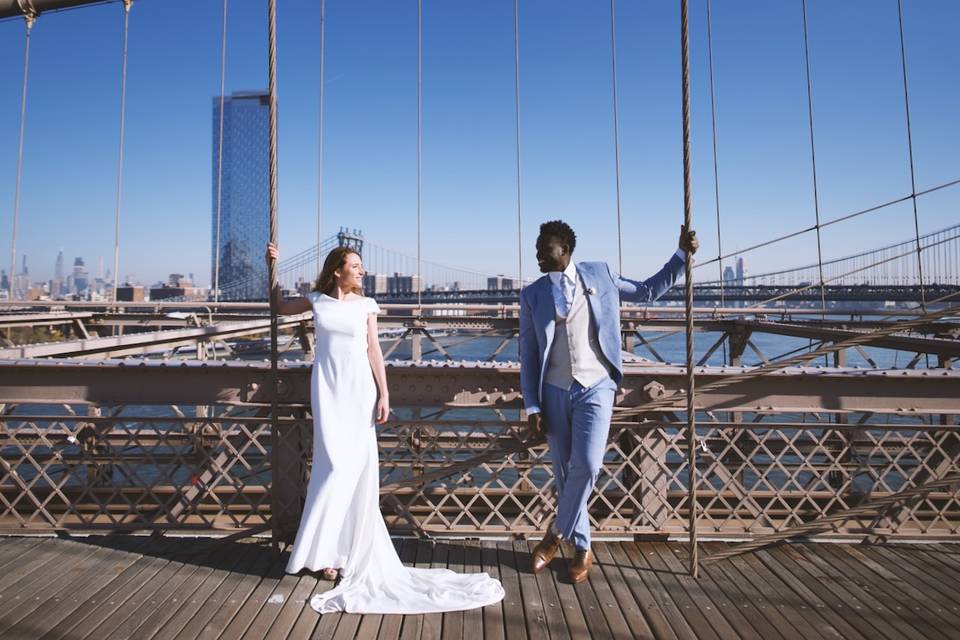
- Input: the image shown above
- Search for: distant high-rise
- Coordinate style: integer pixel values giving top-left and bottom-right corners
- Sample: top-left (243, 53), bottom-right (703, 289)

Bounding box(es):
top-left (72, 257), bottom-right (90, 294)
top-left (211, 91), bottom-right (271, 301)
top-left (735, 257), bottom-right (747, 286)
top-left (54, 250), bottom-right (64, 279)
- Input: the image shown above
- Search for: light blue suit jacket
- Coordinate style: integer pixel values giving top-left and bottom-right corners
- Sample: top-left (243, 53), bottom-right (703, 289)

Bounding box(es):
top-left (518, 254), bottom-right (685, 414)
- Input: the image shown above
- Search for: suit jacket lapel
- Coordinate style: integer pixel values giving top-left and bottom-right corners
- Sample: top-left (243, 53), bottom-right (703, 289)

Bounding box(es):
top-left (535, 277), bottom-right (555, 343)
top-left (577, 262), bottom-right (601, 316)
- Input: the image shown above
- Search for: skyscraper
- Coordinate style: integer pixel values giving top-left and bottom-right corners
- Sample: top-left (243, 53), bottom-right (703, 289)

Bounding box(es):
top-left (72, 257), bottom-right (89, 294)
top-left (211, 91), bottom-right (271, 301)
top-left (735, 257), bottom-right (748, 286)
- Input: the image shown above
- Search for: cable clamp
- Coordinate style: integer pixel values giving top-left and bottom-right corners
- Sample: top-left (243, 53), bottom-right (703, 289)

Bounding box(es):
top-left (15, 0), bottom-right (37, 28)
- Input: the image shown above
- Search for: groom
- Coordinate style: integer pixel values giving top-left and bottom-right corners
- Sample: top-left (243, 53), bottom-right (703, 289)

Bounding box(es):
top-left (519, 220), bottom-right (698, 582)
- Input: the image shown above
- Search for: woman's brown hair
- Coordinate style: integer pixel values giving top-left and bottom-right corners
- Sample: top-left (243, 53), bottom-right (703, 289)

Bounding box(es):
top-left (313, 247), bottom-right (363, 296)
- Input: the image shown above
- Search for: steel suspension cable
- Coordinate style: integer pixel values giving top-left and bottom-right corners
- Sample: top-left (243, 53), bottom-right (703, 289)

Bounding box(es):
top-left (213, 0), bottom-right (228, 303)
top-left (896, 0), bottom-right (926, 310)
top-left (800, 0), bottom-right (828, 319)
top-left (704, 0), bottom-right (725, 363)
top-left (513, 0), bottom-right (523, 289)
top-left (266, 0), bottom-right (281, 543)
top-left (382, 291), bottom-right (960, 496)
top-left (416, 0), bottom-right (423, 311)
top-left (693, 175), bottom-right (960, 270)
top-left (111, 0), bottom-right (132, 305)
top-left (754, 231), bottom-right (959, 308)
top-left (8, 9), bottom-right (35, 301)
top-left (679, 0), bottom-right (698, 578)
top-left (609, 0), bottom-right (623, 274)
top-left (317, 0), bottom-right (326, 276)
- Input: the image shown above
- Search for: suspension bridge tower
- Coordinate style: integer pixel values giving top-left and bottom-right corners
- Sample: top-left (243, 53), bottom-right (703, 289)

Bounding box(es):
top-left (337, 227), bottom-right (364, 256)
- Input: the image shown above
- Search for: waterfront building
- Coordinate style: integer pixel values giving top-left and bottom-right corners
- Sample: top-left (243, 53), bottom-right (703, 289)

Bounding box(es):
top-left (211, 91), bottom-right (271, 301)
top-left (150, 273), bottom-right (201, 301)
top-left (487, 275), bottom-right (516, 291)
top-left (363, 273), bottom-right (389, 295)
top-left (388, 273), bottom-right (422, 295)
top-left (116, 285), bottom-right (145, 302)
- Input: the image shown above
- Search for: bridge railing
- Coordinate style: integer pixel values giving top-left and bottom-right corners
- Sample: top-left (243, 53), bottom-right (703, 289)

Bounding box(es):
top-left (1, 358), bottom-right (958, 541)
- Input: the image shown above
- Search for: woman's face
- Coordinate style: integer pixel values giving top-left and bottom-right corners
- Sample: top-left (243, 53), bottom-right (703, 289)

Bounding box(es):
top-left (336, 253), bottom-right (365, 290)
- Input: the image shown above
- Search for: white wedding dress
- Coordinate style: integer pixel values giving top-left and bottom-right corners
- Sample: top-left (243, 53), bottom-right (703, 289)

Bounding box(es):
top-left (285, 292), bottom-right (504, 614)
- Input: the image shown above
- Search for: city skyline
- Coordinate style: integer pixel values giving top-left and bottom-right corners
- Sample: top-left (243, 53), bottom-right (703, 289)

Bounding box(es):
top-left (1, 0), bottom-right (958, 289)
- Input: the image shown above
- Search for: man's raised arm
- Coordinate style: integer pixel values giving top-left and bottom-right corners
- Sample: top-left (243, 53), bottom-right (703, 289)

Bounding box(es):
top-left (610, 225), bottom-right (698, 303)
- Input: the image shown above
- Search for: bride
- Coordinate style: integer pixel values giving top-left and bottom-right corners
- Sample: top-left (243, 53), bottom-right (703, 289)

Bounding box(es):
top-left (266, 243), bottom-right (504, 614)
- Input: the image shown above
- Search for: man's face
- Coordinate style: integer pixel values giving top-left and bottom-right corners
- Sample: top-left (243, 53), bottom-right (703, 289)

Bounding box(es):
top-left (536, 234), bottom-right (570, 273)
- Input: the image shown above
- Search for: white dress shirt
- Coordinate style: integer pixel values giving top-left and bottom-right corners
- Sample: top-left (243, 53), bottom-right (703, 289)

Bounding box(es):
top-left (548, 261), bottom-right (578, 317)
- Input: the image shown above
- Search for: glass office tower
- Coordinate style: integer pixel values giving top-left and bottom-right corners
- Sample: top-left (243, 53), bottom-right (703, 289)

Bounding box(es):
top-left (211, 91), bottom-right (270, 301)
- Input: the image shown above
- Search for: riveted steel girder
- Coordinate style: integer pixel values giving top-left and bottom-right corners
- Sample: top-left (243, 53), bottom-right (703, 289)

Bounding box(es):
top-left (1, 358), bottom-right (958, 415)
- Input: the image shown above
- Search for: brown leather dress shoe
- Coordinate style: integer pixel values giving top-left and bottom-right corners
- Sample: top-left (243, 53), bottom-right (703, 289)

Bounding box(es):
top-left (531, 531), bottom-right (561, 574)
top-left (568, 548), bottom-right (593, 583)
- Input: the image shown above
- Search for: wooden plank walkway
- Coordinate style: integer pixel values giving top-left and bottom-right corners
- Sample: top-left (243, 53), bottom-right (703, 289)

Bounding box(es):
top-left (1, 535), bottom-right (959, 640)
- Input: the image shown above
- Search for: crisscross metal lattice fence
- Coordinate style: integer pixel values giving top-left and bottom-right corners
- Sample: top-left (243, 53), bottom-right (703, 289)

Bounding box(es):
top-left (1, 359), bottom-right (958, 540)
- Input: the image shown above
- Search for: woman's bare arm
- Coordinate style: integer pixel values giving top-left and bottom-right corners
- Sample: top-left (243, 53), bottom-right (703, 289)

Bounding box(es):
top-left (366, 312), bottom-right (390, 424)
top-left (271, 284), bottom-right (312, 316)
top-left (266, 242), bottom-right (312, 316)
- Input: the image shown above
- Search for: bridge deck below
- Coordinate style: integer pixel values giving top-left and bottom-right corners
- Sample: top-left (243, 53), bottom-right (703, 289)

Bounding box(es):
top-left (0, 535), bottom-right (958, 639)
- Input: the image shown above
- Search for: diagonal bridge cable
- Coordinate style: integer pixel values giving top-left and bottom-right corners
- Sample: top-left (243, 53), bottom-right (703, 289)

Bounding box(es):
top-left (613, 289), bottom-right (960, 419)
top-left (752, 231), bottom-right (960, 308)
top-left (380, 292), bottom-right (960, 495)
top-left (8, 8), bottom-right (35, 301)
top-left (694, 176), bottom-right (960, 271)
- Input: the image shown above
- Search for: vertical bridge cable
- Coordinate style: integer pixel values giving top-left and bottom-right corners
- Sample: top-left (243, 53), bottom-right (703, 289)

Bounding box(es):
top-left (678, 0), bottom-right (698, 578)
top-left (112, 0), bottom-right (132, 305)
top-left (266, 0), bottom-right (281, 544)
top-left (317, 0), bottom-right (326, 276)
top-left (213, 0), bottom-right (228, 304)
top-left (705, 0), bottom-right (724, 313)
top-left (513, 0), bottom-right (522, 288)
top-left (416, 0), bottom-right (423, 311)
top-left (896, 0), bottom-right (926, 310)
top-left (609, 0), bottom-right (624, 274)
top-left (8, 7), bottom-right (35, 301)
top-left (800, 0), bottom-right (828, 323)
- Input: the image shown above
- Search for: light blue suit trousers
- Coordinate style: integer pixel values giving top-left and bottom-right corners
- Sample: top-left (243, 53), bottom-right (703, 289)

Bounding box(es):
top-left (541, 377), bottom-right (617, 550)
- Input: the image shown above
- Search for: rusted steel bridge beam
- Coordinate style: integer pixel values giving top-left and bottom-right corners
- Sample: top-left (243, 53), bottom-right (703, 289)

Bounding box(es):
top-left (2, 359), bottom-right (958, 414)
top-left (0, 312), bottom-right (95, 329)
top-left (0, 0), bottom-right (103, 19)
top-left (0, 315), bottom-right (310, 359)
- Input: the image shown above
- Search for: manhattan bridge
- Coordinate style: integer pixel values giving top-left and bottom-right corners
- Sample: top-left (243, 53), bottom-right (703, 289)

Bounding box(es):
top-left (225, 222), bottom-right (960, 304)
top-left (0, 1), bottom-right (960, 636)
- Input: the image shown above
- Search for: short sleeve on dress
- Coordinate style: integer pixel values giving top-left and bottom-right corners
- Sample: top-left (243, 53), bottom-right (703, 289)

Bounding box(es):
top-left (365, 297), bottom-right (381, 315)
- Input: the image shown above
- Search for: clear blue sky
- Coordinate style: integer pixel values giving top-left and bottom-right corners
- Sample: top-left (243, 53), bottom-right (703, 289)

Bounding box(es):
top-left (0, 0), bottom-right (957, 286)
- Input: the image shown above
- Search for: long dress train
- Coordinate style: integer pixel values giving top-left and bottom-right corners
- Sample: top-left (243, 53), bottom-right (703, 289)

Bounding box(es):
top-left (285, 293), bottom-right (504, 614)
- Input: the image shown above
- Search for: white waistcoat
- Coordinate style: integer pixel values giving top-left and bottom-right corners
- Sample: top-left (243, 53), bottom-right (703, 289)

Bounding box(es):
top-left (544, 274), bottom-right (615, 390)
